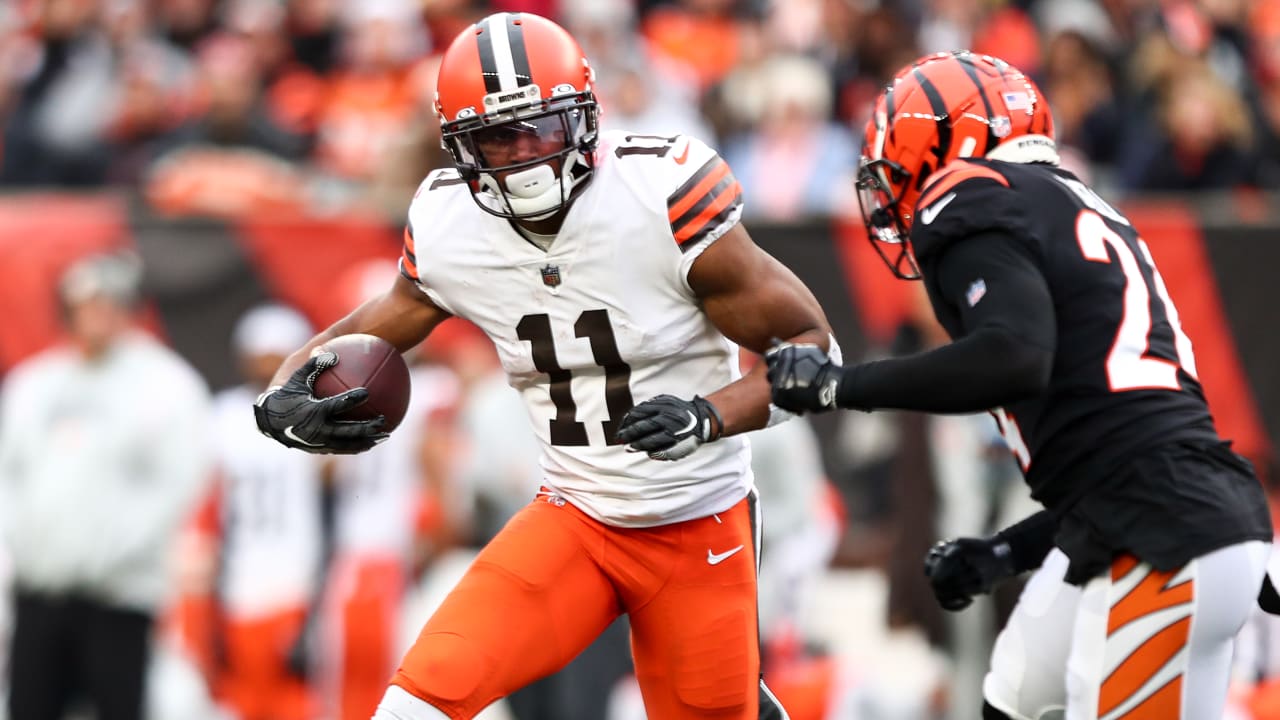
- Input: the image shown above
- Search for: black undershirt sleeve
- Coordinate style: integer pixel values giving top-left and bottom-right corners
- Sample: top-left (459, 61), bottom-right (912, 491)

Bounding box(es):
top-left (995, 509), bottom-right (1058, 573)
top-left (835, 230), bottom-right (1057, 413)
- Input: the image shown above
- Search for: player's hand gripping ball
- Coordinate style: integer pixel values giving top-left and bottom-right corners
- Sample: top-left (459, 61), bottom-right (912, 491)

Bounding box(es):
top-left (254, 334), bottom-right (409, 454)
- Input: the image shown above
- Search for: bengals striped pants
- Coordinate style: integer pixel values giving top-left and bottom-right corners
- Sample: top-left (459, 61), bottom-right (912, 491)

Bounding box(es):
top-left (984, 542), bottom-right (1269, 720)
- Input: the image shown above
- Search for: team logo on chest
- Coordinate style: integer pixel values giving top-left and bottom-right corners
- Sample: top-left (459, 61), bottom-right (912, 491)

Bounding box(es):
top-left (540, 264), bottom-right (562, 287)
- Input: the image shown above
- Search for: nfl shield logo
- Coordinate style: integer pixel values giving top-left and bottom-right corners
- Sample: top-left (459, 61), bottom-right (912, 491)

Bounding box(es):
top-left (540, 264), bottom-right (561, 287)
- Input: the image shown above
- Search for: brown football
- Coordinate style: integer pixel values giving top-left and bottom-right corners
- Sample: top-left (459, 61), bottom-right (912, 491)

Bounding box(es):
top-left (312, 333), bottom-right (411, 432)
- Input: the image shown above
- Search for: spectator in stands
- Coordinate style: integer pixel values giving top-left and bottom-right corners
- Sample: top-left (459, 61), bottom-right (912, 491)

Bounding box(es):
top-left (1123, 60), bottom-right (1260, 190)
top-left (145, 33), bottom-right (310, 217)
top-left (721, 54), bottom-right (858, 221)
top-left (0, 0), bottom-right (117, 186)
top-left (312, 0), bottom-right (426, 183)
top-left (0, 251), bottom-right (213, 720)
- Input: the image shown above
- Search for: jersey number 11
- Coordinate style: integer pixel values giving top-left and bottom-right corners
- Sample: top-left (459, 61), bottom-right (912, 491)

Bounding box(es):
top-left (517, 309), bottom-right (635, 446)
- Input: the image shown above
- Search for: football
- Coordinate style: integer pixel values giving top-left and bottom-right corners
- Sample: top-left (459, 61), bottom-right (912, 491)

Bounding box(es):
top-left (312, 333), bottom-right (411, 432)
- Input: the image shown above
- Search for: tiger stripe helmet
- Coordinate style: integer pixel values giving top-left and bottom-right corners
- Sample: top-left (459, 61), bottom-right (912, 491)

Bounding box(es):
top-left (858, 51), bottom-right (1054, 279)
top-left (435, 13), bottom-right (599, 220)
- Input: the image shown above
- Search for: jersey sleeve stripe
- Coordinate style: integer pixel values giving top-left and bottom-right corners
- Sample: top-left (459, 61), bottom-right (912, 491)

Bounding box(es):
top-left (917, 163), bottom-right (1009, 209)
top-left (673, 179), bottom-right (742, 248)
top-left (670, 170), bottom-right (735, 233)
top-left (667, 157), bottom-right (731, 223)
top-left (401, 226), bottom-right (419, 280)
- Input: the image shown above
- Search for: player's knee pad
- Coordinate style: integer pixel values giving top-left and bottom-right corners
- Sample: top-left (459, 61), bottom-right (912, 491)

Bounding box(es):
top-left (402, 632), bottom-right (491, 706)
top-left (672, 609), bottom-right (753, 712)
top-left (373, 684), bottom-right (452, 720)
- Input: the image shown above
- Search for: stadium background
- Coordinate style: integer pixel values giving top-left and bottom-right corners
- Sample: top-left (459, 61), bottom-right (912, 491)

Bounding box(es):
top-left (2, 0), bottom-right (1280, 718)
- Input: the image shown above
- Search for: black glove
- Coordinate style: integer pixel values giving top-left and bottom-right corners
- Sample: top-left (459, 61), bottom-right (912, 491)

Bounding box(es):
top-left (253, 352), bottom-right (388, 454)
top-left (923, 536), bottom-right (1016, 612)
top-left (1259, 572), bottom-right (1280, 615)
top-left (764, 341), bottom-right (842, 414)
top-left (615, 394), bottom-right (722, 461)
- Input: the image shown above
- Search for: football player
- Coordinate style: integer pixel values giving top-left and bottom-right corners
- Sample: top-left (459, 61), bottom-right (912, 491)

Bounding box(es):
top-left (253, 12), bottom-right (834, 720)
top-left (765, 51), bottom-right (1273, 719)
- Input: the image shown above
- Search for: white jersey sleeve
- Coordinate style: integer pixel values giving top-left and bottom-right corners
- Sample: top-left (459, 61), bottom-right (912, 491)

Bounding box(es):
top-left (603, 132), bottom-right (745, 286)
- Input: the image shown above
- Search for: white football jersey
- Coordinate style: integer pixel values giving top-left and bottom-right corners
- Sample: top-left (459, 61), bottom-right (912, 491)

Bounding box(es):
top-left (212, 385), bottom-right (324, 617)
top-left (401, 131), bottom-right (753, 527)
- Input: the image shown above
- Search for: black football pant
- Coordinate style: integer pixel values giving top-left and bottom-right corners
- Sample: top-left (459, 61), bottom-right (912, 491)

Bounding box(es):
top-left (8, 588), bottom-right (153, 720)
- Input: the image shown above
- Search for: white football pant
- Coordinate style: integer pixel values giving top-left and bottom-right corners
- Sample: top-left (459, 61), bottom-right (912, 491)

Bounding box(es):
top-left (984, 541), bottom-right (1270, 720)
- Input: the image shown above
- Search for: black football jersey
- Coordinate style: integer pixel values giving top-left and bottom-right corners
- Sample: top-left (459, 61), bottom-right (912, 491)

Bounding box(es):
top-left (910, 159), bottom-right (1220, 509)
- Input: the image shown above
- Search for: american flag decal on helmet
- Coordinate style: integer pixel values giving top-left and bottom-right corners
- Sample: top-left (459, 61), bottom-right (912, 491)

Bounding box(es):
top-left (540, 264), bottom-right (561, 287)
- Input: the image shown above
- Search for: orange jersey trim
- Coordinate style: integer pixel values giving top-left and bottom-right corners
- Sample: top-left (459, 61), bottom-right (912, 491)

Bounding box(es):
top-left (400, 226), bottom-right (418, 280)
top-left (668, 158), bottom-right (731, 224)
top-left (668, 157), bottom-right (742, 248)
top-left (917, 162), bottom-right (1010, 211)
top-left (673, 180), bottom-right (742, 246)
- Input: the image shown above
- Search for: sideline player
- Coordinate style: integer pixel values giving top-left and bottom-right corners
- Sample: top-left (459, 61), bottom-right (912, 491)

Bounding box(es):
top-left (766, 51), bottom-right (1272, 719)
top-left (253, 12), bottom-right (834, 720)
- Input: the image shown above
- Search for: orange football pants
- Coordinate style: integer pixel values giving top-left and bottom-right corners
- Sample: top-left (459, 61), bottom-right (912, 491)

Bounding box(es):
top-left (393, 490), bottom-right (763, 719)
top-left (215, 607), bottom-right (317, 720)
top-left (324, 554), bottom-right (406, 720)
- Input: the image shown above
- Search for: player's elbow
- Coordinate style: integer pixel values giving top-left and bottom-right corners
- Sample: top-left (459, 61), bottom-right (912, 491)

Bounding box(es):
top-left (985, 329), bottom-right (1053, 402)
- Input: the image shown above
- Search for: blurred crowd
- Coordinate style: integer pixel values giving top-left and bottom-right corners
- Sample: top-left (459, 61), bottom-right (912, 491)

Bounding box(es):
top-left (6, 1), bottom-right (1280, 719)
top-left (2, 0), bottom-right (1280, 225)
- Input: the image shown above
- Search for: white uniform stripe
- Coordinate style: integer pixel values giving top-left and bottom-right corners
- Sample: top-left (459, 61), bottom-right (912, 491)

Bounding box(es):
top-left (487, 13), bottom-right (519, 91)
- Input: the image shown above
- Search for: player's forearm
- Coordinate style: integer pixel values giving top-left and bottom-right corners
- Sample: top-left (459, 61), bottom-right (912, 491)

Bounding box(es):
top-left (268, 277), bottom-right (447, 388)
top-left (708, 328), bottom-right (829, 436)
top-left (835, 325), bottom-right (1051, 413)
top-left (994, 509), bottom-right (1058, 573)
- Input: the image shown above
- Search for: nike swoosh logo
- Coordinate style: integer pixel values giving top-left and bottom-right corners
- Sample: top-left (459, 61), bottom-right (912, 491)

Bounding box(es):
top-left (676, 411), bottom-right (698, 435)
top-left (283, 425), bottom-right (322, 447)
top-left (919, 192), bottom-right (957, 225)
top-left (673, 140), bottom-right (691, 165)
top-left (707, 545), bottom-right (744, 565)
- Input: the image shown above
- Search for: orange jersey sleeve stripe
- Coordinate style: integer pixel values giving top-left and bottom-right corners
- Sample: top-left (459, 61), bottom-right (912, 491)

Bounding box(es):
top-left (400, 225), bottom-right (419, 280)
top-left (917, 162), bottom-right (1009, 210)
top-left (668, 158), bottom-right (732, 223)
top-left (673, 180), bottom-right (742, 247)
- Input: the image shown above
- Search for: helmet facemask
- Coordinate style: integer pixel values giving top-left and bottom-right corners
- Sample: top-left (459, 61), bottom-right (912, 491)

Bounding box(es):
top-left (857, 155), bottom-right (921, 281)
top-left (442, 90), bottom-right (599, 221)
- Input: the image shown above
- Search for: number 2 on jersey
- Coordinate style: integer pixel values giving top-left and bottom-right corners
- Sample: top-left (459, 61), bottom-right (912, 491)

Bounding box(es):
top-left (1075, 210), bottom-right (1198, 391)
top-left (517, 310), bottom-right (635, 446)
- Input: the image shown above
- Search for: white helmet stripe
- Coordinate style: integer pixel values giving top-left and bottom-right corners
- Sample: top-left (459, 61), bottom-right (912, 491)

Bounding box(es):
top-left (487, 13), bottom-right (520, 91)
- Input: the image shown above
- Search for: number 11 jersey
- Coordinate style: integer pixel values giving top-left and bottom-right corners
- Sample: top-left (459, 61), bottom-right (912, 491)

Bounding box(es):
top-left (400, 130), bottom-right (752, 528)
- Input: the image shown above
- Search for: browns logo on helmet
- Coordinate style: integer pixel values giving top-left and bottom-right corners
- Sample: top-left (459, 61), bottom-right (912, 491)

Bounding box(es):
top-left (435, 13), bottom-right (599, 221)
top-left (858, 51), bottom-right (1055, 279)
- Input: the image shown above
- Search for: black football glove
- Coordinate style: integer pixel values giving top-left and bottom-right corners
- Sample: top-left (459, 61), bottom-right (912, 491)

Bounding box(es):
top-left (1259, 572), bottom-right (1280, 615)
top-left (253, 351), bottom-right (388, 454)
top-left (923, 536), bottom-right (1016, 612)
top-left (615, 394), bottom-right (722, 461)
top-left (764, 341), bottom-right (842, 414)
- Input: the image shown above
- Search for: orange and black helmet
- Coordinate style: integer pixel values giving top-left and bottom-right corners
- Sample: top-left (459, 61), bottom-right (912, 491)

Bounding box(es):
top-left (435, 13), bottom-right (598, 220)
top-left (858, 51), bottom-right (1054, 279)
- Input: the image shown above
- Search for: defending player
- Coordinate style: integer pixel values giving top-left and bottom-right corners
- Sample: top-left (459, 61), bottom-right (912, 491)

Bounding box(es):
top-left (253, 12), bottom-right (834, 720)
top-left (765, 51), bottom-right (1272, 719)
